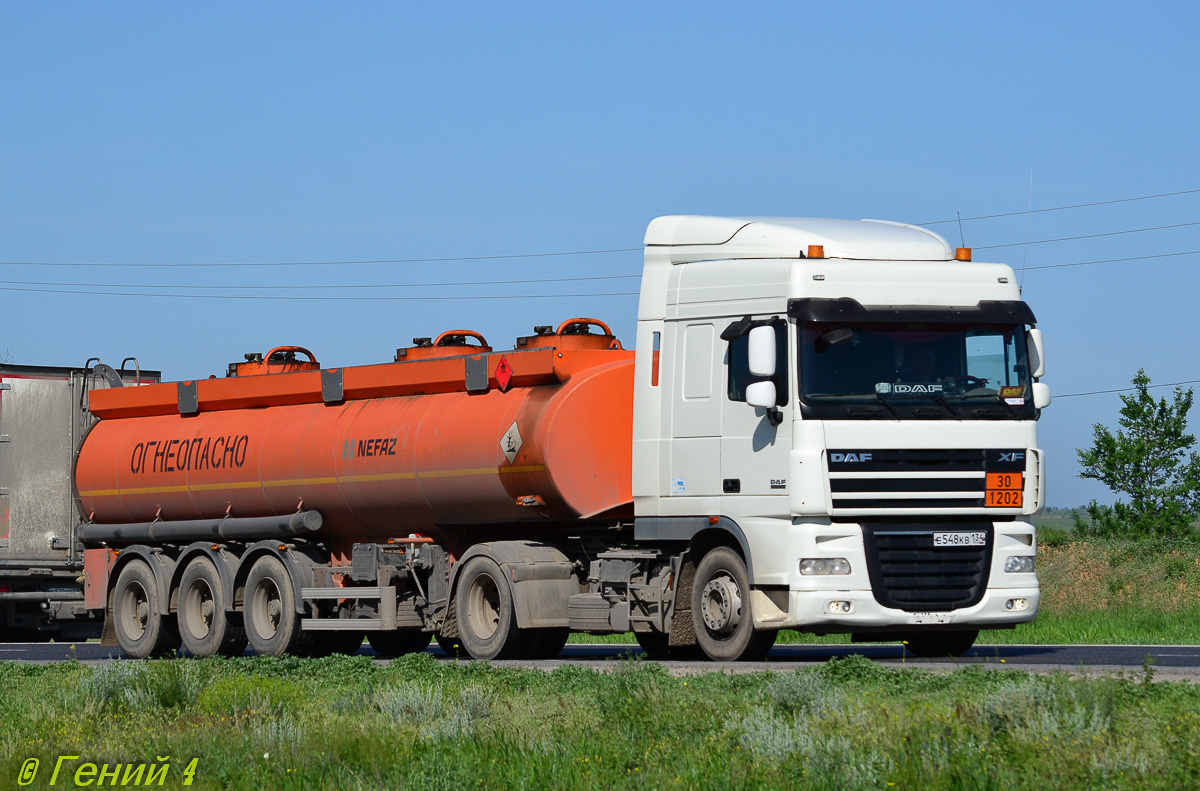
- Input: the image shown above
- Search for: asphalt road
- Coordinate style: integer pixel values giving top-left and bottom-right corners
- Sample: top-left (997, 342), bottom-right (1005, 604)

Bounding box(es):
top-left (2, 642), bottom-right (1198, 678)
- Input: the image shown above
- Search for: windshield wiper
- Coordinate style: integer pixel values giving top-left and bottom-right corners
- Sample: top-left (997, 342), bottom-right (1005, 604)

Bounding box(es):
top-left (871, 392), bottom-right (901, 419)
top-left (962, 392), bottom-right (1020, 418)
top-left (927, 390), bottom-right (963, 419)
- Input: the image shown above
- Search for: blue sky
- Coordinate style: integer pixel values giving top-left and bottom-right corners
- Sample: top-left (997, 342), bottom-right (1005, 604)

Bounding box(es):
top-left (2, 3), bottom-right (1198, 507)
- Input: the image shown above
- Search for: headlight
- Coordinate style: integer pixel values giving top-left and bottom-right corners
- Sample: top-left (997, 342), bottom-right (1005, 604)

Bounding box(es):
top-left (800, 558), bottom-right (851, 575)
top-left (1004, 555), bottom-right (1035, 573)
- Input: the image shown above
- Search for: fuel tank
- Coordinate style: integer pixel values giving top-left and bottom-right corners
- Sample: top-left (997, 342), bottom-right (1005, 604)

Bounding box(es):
top-left (76, 321), bottom-right (634, 539)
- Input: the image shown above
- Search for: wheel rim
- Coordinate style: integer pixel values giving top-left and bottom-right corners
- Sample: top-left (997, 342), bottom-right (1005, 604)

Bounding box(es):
top-left (182, 576), bottom-right (215, 641)
top-left (466, 573), bottom-right (501, 640)
top-left (250, 576), bottom-right (283, 641)
top-left (119, 579), bottom-right (150, 642)
top-left (700, 573), bottom-right (742, 635)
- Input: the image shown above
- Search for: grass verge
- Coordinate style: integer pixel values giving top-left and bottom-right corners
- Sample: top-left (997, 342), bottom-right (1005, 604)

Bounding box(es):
top-left (2, 653), bottom-right (1198, 790)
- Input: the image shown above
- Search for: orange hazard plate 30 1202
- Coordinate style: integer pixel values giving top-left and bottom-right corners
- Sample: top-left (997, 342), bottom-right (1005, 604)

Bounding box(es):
top-left (985, 472), bottom-right (1023, 507)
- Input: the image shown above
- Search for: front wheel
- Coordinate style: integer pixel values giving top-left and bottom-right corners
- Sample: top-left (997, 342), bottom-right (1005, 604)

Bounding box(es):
top-left (904, 630), bottom-right (979, 658)
top-left (691, 547), bottom-right (777, 661)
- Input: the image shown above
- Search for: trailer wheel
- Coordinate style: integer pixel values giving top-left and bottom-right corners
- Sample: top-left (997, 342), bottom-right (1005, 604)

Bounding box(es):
top-left (456, 556), bottom-right (524, 660)
top-left (112, 559), bottom-right (180, 659)
top-left (244, 555), bottom-right (306, 657)
top-left (367, 630), bottom-right (431, 658)
top-left (178, 557), bottom-right (247, 658)
top-left (903, 630), bottom-right (978, 658)
top-left (691, 547), bottom-right (777, 662)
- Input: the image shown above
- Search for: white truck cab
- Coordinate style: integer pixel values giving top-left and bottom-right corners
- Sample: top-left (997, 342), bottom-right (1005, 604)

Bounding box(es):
top-left (631, 216), bottom-right (1046, 657)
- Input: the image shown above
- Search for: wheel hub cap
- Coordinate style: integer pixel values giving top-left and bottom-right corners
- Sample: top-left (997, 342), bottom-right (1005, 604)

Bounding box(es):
top-left (701, 575), bottom-right (742, 634)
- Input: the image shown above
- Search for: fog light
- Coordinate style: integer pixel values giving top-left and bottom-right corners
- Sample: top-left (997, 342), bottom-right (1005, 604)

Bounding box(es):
top-left (826, 600), bottom-right (853, 614)
top-left (1005, 556), bottom-right (1035, 573)
top-left (801, 558), bottom-right (852, 575)
top-left (1005, 598), bottom-right (1029, 611)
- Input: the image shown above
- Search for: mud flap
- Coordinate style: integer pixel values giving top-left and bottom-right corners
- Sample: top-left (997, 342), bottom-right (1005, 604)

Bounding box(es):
top-left (667, 554), bottom-right (698, 647)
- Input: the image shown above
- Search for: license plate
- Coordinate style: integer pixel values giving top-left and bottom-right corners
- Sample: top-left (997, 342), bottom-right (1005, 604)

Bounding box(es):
top-left (907, 612), bottom-right (952, 624)
top-left (933, 531), bottom-right (986, 547)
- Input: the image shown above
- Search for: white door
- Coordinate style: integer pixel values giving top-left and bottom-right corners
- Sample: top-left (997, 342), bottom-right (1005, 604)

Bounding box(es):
top-left (719, 318), bottom-right (793, 515)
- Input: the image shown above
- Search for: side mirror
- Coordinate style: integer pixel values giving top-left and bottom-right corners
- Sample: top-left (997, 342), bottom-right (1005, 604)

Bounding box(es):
top-left (746, 380), bottom-right (777, 409)
top-left (1032, 382), bottom-right (1051, 409)
top-left (748, 325), bottom-right (776, 376)
top-left (1027, 328), bottom-right (1045, 379)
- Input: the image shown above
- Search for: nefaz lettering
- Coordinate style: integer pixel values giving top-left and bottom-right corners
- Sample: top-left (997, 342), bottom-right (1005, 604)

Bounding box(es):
top-left (129, 435), bottom-right (250, 474)
top-left (342, 437), bottom-right (398, 459)
top-left (829, 453), bottom-right (872, 463)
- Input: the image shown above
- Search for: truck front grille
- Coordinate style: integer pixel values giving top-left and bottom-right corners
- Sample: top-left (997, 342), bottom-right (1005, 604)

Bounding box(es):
top-left (861, 522), bottom-right (992, 611)
top-left (827, 449), bottom-right (1024, 512)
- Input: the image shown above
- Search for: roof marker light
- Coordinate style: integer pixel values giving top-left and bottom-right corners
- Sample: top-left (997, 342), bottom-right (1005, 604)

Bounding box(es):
top-left (955, 247), bottom-right (972, 261)
top-left (807, 245), bottom-right (825, 259)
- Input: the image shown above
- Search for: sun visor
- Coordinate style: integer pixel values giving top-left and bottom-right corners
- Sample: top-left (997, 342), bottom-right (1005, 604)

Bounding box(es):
top-left (788, 298), bottom-right (1037, 325)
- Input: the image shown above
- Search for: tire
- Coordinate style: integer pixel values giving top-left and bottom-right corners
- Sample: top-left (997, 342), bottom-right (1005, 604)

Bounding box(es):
top-left (243, 555), bottom-right (308, 657)
top-left (523, 628), bottom-right (569, 659)
top-left (177, 556), bottom-right (247, 658)
top-left (367, 630), bottom-right (431, 657)
top-left (904, 630), bottom-right (979, 658)
top-left (691, 547), bottom-right (777, 662)
top-left (456, 556), bottom-right (524, 660)
top-left (112, 559), bottom-right (181, 659)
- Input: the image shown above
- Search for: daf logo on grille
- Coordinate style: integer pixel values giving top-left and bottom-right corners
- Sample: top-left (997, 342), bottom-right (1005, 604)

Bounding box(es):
top-left (998, 452), bottom-right (1025, 462)
top-left (830, 452), bottom-right (872, 463)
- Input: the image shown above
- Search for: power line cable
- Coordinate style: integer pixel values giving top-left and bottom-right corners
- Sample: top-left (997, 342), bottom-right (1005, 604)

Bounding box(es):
top-left (1024, 249), bottom-right (1200, 271)
top-left (920, 187), bottom-right (1200, 226)
top-left (974, 220), bottom-right (1200, 250)
top-left (0, 273), bottom-right (641, 291)
top-left (0, 285), bottom-right (639, 301)
top-left (0, 247), bottom-right (642, 269)
top-left (1058, 379), bottom-right (1200, 399)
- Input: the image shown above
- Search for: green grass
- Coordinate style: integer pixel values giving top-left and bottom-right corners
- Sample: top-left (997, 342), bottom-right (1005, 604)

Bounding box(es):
top-left (2, 653), bottom-right (1198, 789)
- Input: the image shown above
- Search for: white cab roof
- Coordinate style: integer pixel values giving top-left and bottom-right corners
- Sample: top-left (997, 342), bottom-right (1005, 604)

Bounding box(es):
top-left (644, 216), bottom-right (953, 262)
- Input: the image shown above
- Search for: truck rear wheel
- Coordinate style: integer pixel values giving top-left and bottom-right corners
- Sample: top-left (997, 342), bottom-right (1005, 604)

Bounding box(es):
top-left (904, 630), bottom-right (978, 658)
top-left (112, 559), bottom-right (180, 659)
top-left (456, 556), bottom-right (524, 660)
top-left (244, 555), bottom-right (307, 657)
top-left (691, 547), bottom-right (777, 662)
top-left (178, 557), bottom-right (246, 658)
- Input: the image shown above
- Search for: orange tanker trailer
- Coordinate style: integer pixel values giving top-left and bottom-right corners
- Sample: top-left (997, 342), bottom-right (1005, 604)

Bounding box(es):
top-left (76, 320), bottom-right (649, 660)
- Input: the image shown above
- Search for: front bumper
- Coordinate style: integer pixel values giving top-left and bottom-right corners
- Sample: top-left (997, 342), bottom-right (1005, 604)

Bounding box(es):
top-left (778, 585), bottom-right (1039, 632)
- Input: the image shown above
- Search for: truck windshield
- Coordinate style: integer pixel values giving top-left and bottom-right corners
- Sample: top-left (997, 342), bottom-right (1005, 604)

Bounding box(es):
top-left (798, 322), bottom-right (1035, 420)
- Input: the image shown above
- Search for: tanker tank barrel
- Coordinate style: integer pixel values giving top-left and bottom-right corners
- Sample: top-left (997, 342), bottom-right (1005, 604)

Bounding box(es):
top-left (78, 510), bottom-right (323, 545)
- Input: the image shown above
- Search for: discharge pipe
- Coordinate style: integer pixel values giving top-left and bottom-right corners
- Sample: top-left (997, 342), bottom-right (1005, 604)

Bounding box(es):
top-left (78, 510), bottom-right (323, 545)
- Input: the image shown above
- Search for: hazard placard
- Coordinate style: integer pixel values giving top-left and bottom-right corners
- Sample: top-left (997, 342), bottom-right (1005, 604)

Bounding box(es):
top-left (500, 420), bottom-right (523, 464)
top-left (495, 356), bottom-right (513, 392)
